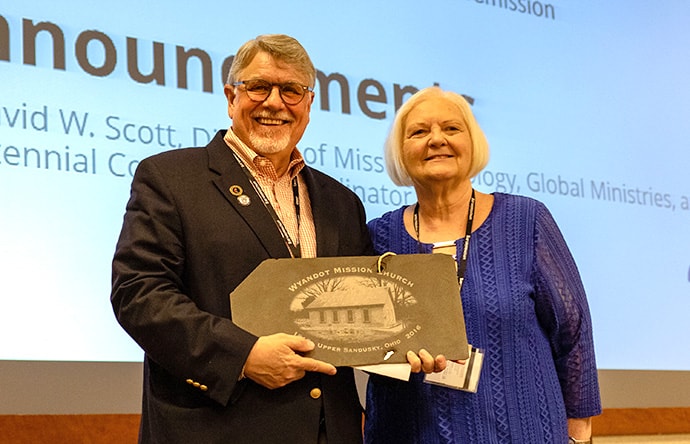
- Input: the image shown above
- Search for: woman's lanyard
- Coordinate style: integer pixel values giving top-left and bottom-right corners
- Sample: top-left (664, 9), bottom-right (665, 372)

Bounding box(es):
top-left (230, 150), bottom-right (302, 258)
top-left (413, 189), bottom-right (476, 291)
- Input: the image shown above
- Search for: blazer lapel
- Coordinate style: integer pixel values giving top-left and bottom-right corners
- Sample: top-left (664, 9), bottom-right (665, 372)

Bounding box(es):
top-left (206, 131), bottom-right (292, 259)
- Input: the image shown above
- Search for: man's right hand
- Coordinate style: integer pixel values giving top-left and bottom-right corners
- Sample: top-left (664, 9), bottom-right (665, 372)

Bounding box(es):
top-left (242, 333), bottom-right (337, 389)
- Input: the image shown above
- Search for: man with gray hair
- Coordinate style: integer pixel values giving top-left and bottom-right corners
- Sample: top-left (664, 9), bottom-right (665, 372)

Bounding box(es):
top-left (112, 34), bottom-right (371, 444)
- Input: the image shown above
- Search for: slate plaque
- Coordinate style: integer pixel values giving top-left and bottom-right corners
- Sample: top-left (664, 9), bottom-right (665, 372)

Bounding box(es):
top-left (230, 253), bottom-right (469, 366)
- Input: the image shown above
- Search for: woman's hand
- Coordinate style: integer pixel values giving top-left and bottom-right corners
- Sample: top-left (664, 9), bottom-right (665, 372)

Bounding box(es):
top-left (407, 349), bottom-right (447, 373)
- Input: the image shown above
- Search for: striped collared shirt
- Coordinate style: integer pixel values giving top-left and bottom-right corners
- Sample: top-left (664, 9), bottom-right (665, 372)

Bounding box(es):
top-left (223, 128), bottom-right (317, 258)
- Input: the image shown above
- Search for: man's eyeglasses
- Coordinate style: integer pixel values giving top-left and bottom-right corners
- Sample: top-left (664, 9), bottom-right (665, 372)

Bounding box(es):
top-left (233, 79), bottom-right (314, 105)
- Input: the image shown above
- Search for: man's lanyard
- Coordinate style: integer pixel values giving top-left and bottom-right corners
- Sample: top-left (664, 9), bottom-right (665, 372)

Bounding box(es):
top-left (413, 189), bottom-right (476, 291)
top-left (230, 150), bottom-right (302, 258)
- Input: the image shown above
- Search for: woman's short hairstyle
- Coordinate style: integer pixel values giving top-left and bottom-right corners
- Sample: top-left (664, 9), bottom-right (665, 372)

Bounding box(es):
top-left (226, 34), bottom-right (316, 87)
top-left (385, 86), bottom-right (490, 187)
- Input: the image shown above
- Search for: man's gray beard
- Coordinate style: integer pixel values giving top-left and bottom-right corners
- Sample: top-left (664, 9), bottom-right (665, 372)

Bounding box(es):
top-left (248, 129), bottom-right (291, 156)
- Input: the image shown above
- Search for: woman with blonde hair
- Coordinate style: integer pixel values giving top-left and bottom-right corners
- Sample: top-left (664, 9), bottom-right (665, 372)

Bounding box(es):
top-left (364, 86), bottom-right (601, 443)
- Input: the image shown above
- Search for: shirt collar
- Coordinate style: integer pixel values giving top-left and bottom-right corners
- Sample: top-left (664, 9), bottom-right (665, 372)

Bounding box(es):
top-left (223, 127), bottom-right (305, 180)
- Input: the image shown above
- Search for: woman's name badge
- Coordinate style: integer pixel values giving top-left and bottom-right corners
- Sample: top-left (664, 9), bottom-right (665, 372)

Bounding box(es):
top-left (424, 345), bottom-right (484, 393)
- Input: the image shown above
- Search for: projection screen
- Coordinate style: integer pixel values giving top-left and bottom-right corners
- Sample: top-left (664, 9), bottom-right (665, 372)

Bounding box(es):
top-left (1, 1), bottom-right (689, 374)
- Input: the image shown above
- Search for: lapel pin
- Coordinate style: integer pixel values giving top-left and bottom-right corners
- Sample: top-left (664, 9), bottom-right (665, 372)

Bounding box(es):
top-left (237, 195), bottom-right (251, 206)
top-left (229, 185), bottom-right (243, 196)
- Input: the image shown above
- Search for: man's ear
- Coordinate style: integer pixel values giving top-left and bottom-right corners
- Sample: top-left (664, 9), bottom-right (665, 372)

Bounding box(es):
top-left (306, 91), bottom-right (315, 111)
top-left (224, 84), bottom-right (236, 118)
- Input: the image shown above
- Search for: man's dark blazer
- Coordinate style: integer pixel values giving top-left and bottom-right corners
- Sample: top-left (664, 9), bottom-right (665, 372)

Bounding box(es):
top-left (111, 131), bottom-right (373, 444)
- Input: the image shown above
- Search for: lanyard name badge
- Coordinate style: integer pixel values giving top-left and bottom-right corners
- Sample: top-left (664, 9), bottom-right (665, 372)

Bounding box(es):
top-left (415, 189), bottom-right (484, 393)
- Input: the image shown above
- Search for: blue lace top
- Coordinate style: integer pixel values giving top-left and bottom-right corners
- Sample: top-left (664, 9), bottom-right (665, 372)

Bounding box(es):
top-left (364, 193), bottom-right (601, 444)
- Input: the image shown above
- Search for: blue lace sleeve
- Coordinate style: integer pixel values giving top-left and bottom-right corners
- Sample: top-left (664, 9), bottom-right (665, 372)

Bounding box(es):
top-left (532, 202), bottom-right (602, 418)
